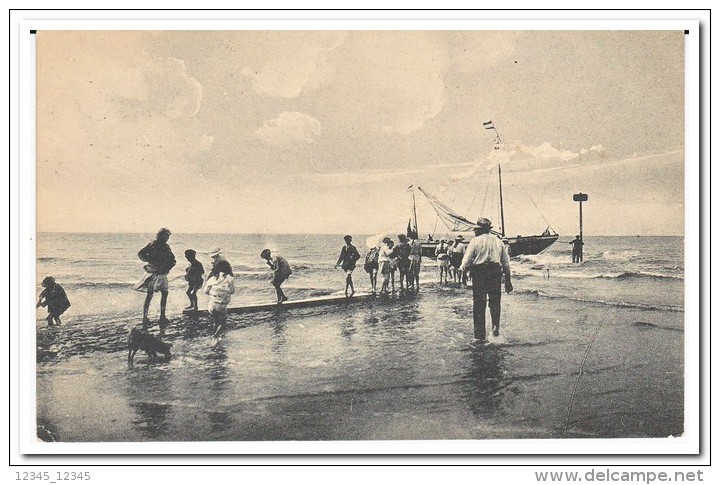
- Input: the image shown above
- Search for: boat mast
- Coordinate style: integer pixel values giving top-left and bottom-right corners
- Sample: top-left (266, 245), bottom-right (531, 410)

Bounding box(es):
top-left (412, 187), bottom-right (419, 238)
top-left (498, 164), bottom-right (506, 237)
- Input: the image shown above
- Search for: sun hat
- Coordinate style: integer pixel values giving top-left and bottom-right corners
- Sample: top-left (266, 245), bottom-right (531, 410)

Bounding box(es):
top-left (476, 217), bottom-right (493, 228)
top-left (455, 235), bottom-right (464, 241)
top-left (209, 247), bottom-right (222, 257)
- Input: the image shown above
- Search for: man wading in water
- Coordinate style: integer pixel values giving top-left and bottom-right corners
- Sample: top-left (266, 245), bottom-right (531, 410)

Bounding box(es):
top-left (460, 218), bottom-right (513, 342)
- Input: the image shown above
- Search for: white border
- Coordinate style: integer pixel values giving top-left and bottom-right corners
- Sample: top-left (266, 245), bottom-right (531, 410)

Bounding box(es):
top-left (12, 11), bottom-right (706, 464)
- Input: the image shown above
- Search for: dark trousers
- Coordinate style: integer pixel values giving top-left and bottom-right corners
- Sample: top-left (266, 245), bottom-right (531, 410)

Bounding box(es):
top-left (469, 263), bottom-right (502, 340)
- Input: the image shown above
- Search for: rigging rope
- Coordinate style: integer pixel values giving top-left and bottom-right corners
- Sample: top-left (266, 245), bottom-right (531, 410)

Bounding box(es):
top-left (506, 165), bottom-right (553, 229)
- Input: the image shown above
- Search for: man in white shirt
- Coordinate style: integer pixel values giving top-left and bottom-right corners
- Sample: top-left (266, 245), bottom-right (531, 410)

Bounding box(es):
top-left (460, 218), bottom-right (513, 341)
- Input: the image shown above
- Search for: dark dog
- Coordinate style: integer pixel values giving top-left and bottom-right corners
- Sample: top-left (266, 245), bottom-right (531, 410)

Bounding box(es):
top-left (128, 327), bottom-right (172, 364)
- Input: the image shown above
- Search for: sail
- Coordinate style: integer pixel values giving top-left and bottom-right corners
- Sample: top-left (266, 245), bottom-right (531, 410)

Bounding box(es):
top-left (406, 219), bottom-right (418, 239)
top-left (417, 187), bottom-right (502, 237)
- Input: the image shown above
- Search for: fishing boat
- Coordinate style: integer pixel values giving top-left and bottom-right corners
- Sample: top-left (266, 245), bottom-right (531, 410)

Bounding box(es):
top-left (408, 122), bottom-right (559, 258)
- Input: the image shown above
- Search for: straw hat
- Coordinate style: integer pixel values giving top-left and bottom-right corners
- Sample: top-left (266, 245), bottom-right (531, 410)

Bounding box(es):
top-left (476, 217), bottom-right (493, 228)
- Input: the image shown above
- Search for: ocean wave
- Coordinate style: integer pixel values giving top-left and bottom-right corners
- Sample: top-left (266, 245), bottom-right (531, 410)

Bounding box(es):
top-left (601, 250), bottom-right (642, 261)
top-left (516, 291), bottom-right (683, 313)
top-left (603, 271), bottom-right (684, 281)
top-left (64, 281), bottom-right (136, 290)
top-left (511, 267), bottom-right (683, 282)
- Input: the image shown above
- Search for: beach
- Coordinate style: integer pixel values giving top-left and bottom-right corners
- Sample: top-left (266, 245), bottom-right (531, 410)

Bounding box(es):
top-left (35, 234), bottom-right (684, 441)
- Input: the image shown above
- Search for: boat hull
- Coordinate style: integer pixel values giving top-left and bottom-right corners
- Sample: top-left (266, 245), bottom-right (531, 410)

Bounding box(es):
top-left (421, 233), bottom-right (558, 258)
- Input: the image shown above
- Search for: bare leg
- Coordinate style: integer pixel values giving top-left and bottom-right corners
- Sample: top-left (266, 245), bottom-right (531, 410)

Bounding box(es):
top-left (143, 290), bottom-right (154, 326)
top-left (159, 291), bottom-right (169, 327)
top-left (347, 274), bottom-right (354, 296)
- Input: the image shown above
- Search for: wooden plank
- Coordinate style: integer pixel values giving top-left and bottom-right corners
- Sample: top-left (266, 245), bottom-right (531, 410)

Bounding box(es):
top-left (184, 292), bottom-right (374, 316)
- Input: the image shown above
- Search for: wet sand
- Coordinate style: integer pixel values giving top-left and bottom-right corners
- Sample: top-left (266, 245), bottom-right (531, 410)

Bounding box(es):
top-left (36, 285), bottom-right (684, 442)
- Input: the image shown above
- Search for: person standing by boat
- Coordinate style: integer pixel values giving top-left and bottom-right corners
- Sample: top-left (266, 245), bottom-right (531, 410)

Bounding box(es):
top-left (449, 235), bottom-right (467, 285)
top-left (570, 235), bottom-right (584, 263)
top-left (136, 228), bottom-right (176, 328)
top-left (336, 235), bottom-right (361, 297)
top-left (460, 218), bottom-right (513, 342)
top-left (435, 239), bottom-right (450, 284)
top-left (394, 234), bottom-right (411, 290)
top-left (261, 249), bottom-right (292, 303)
top-left (408, 236), bottom-right (422, 290)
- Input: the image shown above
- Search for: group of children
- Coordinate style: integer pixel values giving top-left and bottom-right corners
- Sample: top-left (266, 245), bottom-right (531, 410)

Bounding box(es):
top-left (434, 235), bottom-right (469, 285)
top-left (37, 228), bottom-right (294, 347)
top-left (362, 234), bottom-right (423, 294)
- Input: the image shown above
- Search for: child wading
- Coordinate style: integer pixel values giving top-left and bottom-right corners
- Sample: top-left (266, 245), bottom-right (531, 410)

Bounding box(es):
top-left (261, 249), bottom-right (292, 303)
top-left (204, 271), bottom-right (235, 341)
top-left (335, 235), bottom-right (361, 297)
top-left (364, 245), bottom-right (379, 294)
top-left (184, 249), bottom-right (205, 311)
top-left (36, 276), bottom-right (71, 327)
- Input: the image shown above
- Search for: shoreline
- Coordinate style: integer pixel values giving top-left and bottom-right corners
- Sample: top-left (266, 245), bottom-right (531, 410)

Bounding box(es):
top-left (36, 288), bottom-right (684, 442)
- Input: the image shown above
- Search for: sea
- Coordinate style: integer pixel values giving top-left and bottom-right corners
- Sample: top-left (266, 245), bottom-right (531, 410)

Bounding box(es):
top-left (34, 233), bottom-right (685, 443)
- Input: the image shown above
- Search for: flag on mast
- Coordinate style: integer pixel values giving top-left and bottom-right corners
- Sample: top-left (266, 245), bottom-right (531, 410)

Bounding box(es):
top-left (483, 121), bottom-right (495, 130)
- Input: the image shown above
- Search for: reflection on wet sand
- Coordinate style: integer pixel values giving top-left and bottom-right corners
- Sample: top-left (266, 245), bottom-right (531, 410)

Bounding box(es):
top-left (461, 345), bottom-right (507, 418)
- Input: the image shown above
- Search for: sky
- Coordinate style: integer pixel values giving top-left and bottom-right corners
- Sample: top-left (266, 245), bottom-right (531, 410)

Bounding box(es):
top-left (35, 29), bottom-right (685, 236)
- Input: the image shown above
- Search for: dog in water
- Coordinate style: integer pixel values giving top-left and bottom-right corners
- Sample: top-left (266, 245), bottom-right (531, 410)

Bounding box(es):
top-left (127, 326), bottom-right (172, 365)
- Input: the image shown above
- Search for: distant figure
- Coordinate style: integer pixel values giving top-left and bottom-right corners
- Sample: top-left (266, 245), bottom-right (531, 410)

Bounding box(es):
top-left (204, 270), bottom-right (235, 340)
top-left (408, 236), bottom-right (422, 290)
top-left (208, 247), bottom-right (234, 279)
top-left (136, 228), bottom-right (176, 328)
top-left (394, 234), bottom-right (411, 290)
top-left (570, 235), bottom-right (584, 263)
top-left (336, 235), bottom-right (361, 297)
top-left (364, 245), bottom-right (379, 294)
top-left (36, 276), bottom-right (70, 327)
top-left (428, 234), bottom-right (434, 242)
top-left (449, 235), bottom-right (467, 285)
top-left (377, 237), bottom-right (394, 294)
top-left (261, 249), bottom-right (292, 303)
top-left (435, 239), bottom-right (450, 284)
top-left (184, 249), bottom-right (205, 311)
top-left (460, 218), bottom-right (513, 342)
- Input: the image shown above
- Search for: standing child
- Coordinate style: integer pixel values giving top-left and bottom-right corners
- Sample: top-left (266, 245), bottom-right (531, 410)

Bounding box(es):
top-left (335, 235), bottom-right (361, 297)
top-left (261, 249), bottom-right (292, 303)
top-left (363, 246), bottom-right (379, 294)
top-left (204, 271), bottom-right (235, 341)
top-left (184, 249), bottom-right (205, 311)
top-left (36, 276), bottom-right (71, 327)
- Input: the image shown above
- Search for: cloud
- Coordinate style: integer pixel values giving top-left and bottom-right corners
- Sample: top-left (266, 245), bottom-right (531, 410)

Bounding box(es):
top-left (445, 31), bottom-right (520, 72)
top-left (240, 32), bottom-right (345, 98)
top-left (255, 112), bottom-right (322, 147)
top-left (523, 142), bottom-right (580, 162)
